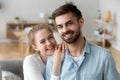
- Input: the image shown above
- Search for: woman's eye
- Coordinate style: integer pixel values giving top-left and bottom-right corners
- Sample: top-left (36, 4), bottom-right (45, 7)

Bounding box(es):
top-left (48, 35), bottom-right (54, 39)
top-left (40, 40), bottom-right (45, 43)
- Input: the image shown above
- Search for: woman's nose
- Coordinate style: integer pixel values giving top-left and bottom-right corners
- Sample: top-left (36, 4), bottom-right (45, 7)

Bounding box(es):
top-left (46, 40), bottom-right (51, 45)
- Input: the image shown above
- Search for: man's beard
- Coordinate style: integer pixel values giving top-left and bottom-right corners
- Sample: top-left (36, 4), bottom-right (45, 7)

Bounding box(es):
top-left (61, 28), bottom-right (80, 44)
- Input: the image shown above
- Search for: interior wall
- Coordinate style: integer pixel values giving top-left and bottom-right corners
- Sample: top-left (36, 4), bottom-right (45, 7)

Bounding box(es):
top-left (0, 0), bottom-right (98, 40)
top-left (99, 0), bottom-right (120, 50)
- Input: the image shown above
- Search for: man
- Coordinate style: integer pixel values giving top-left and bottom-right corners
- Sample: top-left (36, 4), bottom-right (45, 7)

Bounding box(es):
top-left (44, 4), bottom-right (120, 80)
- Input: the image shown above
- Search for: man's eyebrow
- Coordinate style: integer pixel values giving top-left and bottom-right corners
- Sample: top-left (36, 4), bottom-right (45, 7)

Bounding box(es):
top-left (65, 20), bottom-right (72, 25)
top-left (56, 24), bottom-right (62, 27)
top-left (56, 19), bottom-right (72, 27)
top-left (66, 20), bottom-right (72, 24)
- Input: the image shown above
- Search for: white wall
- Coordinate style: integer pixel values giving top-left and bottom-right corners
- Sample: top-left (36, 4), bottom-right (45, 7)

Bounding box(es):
top-left (99, 0), bottom-right (120, 50)
top-left (0, 0), bottom-right (98, 40)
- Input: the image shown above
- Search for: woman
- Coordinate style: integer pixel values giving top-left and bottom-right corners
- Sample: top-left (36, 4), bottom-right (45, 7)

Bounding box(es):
top-left (23, 23), bottom-right (65, 80)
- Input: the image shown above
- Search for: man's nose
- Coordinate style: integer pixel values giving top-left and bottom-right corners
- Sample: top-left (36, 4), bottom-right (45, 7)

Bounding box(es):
top-left (62, 26), bottom-right (68, 33)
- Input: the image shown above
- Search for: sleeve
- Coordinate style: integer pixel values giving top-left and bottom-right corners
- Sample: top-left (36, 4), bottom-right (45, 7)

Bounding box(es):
top-left (23, 56), bottom-right (44, 80)
top-left (104, 51), bottom-right (120, 80)
top-left (50, 74), bottom-right (59, 80)
top-left (44, 57), bottom-right (53, 80)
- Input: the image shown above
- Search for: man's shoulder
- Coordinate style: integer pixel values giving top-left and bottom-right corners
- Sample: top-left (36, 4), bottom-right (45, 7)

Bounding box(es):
top-left (86, 41), bottom-right (111, 57)
top-left (87, 41), bottom-right (110, 51)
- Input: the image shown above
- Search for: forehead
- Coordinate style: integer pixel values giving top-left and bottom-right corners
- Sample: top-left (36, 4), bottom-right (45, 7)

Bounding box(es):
top-left (35, 29), bottom-right (52, 40)
top-left (55, 12), bottom-right (75, 24)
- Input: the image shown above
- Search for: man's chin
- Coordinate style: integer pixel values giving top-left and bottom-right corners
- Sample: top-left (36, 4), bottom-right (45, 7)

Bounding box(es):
top-left (64, 39), bottom-right (74, 44)
top-left (63, 37), bottom-right (78, 44)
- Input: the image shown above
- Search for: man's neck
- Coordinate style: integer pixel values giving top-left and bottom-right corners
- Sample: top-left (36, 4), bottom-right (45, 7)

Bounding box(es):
top-left (67, 37), bottom-right (85, 57)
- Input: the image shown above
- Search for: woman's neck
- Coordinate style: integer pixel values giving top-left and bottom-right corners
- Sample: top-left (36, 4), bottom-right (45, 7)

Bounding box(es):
top-left (38, 52), bottom-right (47, 64)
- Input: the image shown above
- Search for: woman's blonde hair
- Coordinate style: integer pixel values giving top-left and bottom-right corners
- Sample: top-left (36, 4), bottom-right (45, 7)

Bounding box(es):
top-left (27, 23), bottom-right (53, 54)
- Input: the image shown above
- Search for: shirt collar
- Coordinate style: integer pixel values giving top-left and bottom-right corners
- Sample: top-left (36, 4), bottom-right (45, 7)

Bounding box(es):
top-left (65, 39), bottom-right (91, 57)
top-left (84, 40), bottom-right (91, 54)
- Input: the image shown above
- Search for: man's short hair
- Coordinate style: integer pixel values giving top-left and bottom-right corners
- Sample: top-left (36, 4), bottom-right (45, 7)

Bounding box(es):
top-left (52, 4), bottom-right (82, 20)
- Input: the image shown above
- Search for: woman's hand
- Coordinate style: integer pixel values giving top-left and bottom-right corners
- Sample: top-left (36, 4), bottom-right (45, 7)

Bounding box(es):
top-left (53, 42), bottom-right (66, 65)
top-left (52, 42), bottom-right (66, 76)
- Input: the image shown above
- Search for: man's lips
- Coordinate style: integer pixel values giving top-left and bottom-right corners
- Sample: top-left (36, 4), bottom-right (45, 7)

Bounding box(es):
top-left (62, 31), bottom-right (74, 39)
top-left (63, 33), bottom-right (72, 39)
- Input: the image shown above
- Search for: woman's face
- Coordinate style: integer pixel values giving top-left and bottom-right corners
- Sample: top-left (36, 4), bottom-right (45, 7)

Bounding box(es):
top-left (34, 29), bottom-right (57, 56)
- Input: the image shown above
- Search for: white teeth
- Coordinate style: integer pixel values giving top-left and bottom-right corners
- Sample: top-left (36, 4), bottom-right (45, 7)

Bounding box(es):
top-left (64, 34), bottom-right (71, 39)
top-left (47, 47), bottom-right (53, 50)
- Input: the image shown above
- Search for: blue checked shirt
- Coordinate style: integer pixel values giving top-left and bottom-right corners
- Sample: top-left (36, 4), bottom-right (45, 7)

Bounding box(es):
top-left (44, 41), bottom-right (120, 80)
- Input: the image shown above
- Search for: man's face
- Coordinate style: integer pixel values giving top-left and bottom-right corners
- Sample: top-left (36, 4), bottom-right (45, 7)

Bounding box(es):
top-left (55, 12), bottom-right (83, 44)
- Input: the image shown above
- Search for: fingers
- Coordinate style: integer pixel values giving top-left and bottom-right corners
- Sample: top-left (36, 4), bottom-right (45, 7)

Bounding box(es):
top-left (57, 43), bottom-right (65, 53)
top-left (53, 43), bottom-right (66, 66)
top-left (56, 41), bottom-right (67, 50)
top-left (58, 44), bottom-right (62, 51)
top-left (62, 43), bottom-right (65, 55)
top-left (62, 41), bottom-right (67, 49)
top-left (54, 42), bottom-right (66, 57)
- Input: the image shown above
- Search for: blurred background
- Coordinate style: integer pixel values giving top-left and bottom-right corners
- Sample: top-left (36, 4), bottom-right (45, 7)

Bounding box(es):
top-left (0, 0), bottom-right (120, 73)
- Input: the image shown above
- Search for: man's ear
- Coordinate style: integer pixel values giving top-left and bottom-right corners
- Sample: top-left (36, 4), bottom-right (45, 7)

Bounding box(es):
top-left (32, 45), bottom-right (38, 51)
top-left (79, 17), bottom-right (84, 26)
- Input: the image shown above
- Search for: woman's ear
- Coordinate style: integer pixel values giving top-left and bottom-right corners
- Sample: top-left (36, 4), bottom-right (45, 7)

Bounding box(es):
top-left (32, 45), bottom-right (38, 51)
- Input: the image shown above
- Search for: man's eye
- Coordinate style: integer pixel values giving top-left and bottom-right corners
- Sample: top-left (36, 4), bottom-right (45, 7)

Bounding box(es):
top-left (57, 25), bottom-right (62, 29)
top-left (67, 22), bottom-right (73, 26)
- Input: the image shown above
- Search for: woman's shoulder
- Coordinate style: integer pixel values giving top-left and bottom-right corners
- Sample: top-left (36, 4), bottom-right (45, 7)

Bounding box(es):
top-left (23, 53), bottom-right (44, 66)
top-left (24, 53), bottom-right (38, 61)
top-left (23, 53), bottom-right (45, 78)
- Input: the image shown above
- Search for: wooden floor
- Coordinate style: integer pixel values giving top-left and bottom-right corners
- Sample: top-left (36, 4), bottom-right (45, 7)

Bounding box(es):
top-left (0, 42), bottom-right (120, 73)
